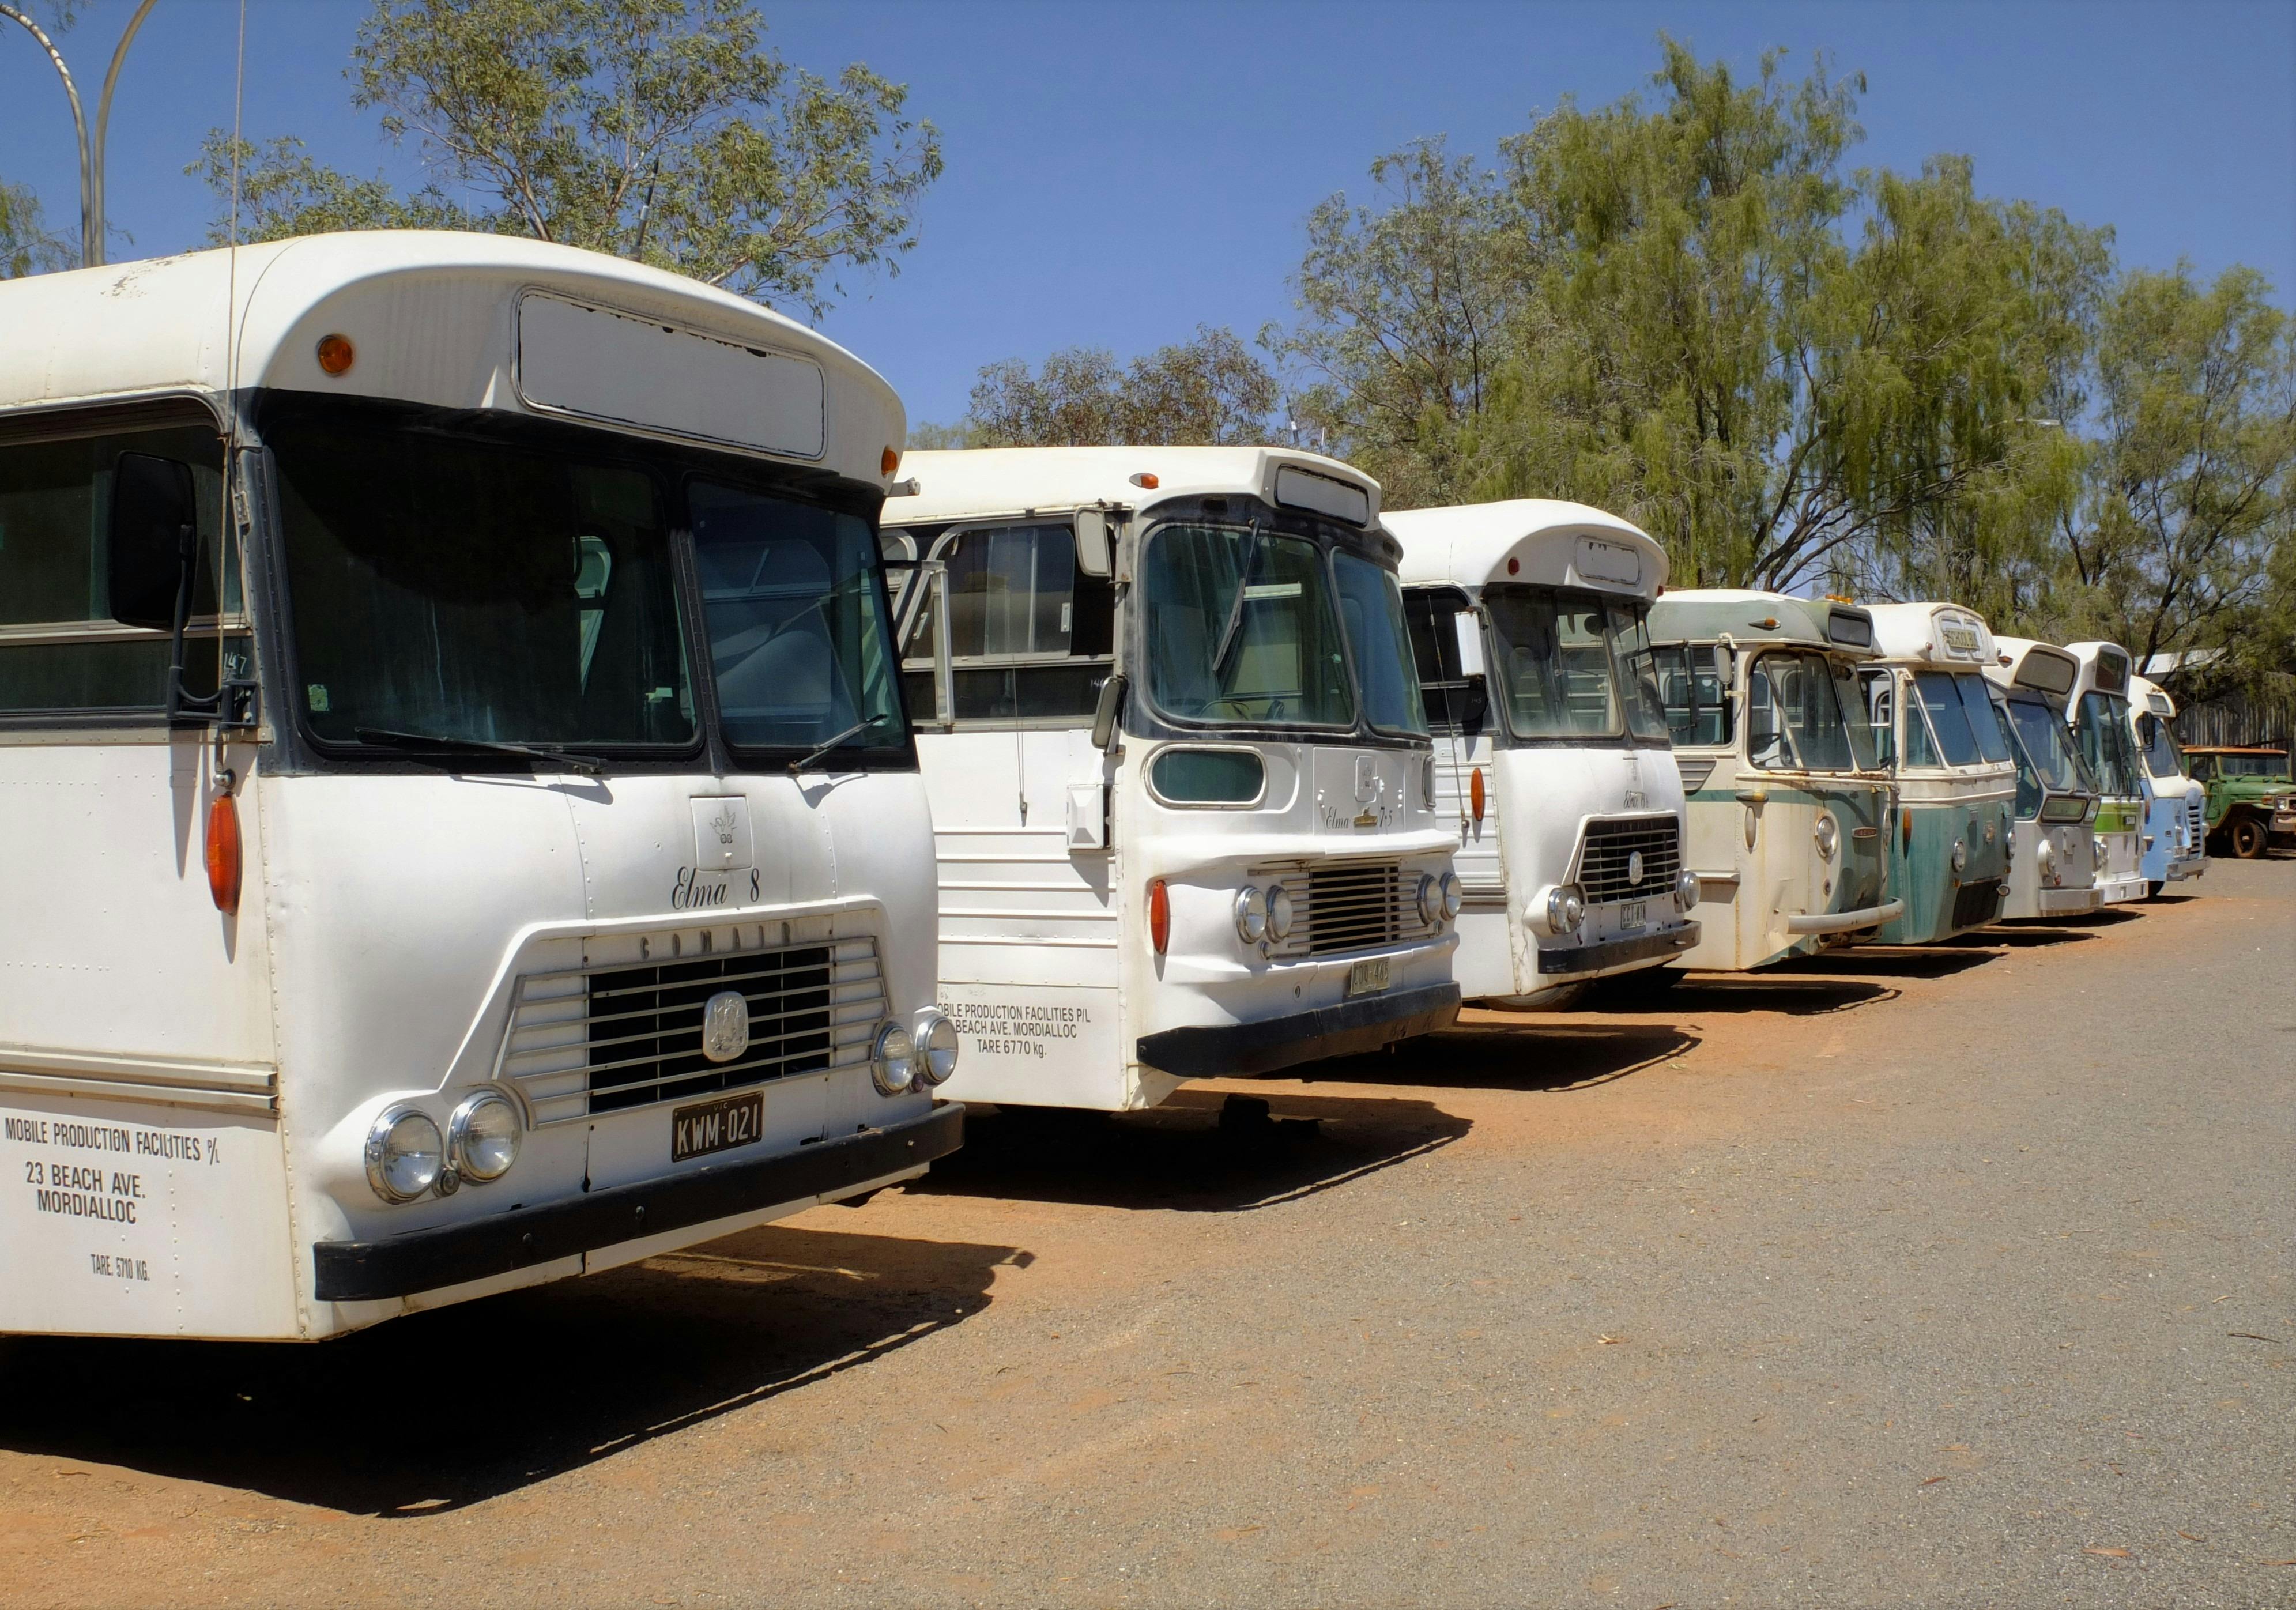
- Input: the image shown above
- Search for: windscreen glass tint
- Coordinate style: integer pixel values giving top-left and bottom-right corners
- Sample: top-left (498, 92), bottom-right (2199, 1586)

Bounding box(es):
top-left (1141, 524), bottom-right (1353, 729)
top-left (2073, 691), bottom-right (2140, 795)
top-left (1331, 549), bottom-right (1427, 736)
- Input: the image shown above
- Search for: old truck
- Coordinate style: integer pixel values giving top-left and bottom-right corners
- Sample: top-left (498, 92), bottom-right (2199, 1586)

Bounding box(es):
top-left (2184, 746), bottom-right (2296, 859)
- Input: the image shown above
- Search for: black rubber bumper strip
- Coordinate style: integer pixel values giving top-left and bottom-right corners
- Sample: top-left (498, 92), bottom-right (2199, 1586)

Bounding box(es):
top-left (313, 1102), bottom-right (964, 1304)
top-left (1536, 922), bottom-right (1700, 975)
top-left (1136, 982), bottom-right (1460, 1081)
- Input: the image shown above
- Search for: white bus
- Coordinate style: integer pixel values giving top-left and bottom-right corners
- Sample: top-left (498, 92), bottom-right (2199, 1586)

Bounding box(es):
top-left (880, 448), bottom-right (1460, 1111)
top-left (1856, 604), bottom-right (2018, 944)
top-left (1646, 591), bottom-right (1901, 970)
top-left (2063, 641), bottom-right (2147, 904)
top-left (0, 234), bottom-right (961, 1341)
top-left (1388, 500), bottom-right (1699, 1004)
top-left (1984, 638), bottom-right (2104, 919)
top-left (2128, 673), bottom-right (2207, 895)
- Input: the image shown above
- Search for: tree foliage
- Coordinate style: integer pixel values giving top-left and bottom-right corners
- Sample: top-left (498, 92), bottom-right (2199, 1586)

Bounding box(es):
top-left (0, 178), bottom-right (74, 278)
top-left (194, 0), bottom-right (941, 318)
top-left (936, 326), bottom-right (1280, 448)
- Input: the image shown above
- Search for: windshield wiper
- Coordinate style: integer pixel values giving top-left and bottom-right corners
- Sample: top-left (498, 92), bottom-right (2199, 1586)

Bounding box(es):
top-left (787, 719), bottom-right (874, 776)
top-left (1208, 517), bottom-right (1266, 678)
top-left (355, 726), bottom-right (604, 776)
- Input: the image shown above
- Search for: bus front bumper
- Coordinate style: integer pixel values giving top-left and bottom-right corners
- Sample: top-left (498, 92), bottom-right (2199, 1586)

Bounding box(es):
top-left (312, 1104), bottom-right (965, 1304)
top-left (1785, 899), bottom-right (1903, 936)
top-left (1536, 921), bottom-right (1700, 976)
top-left (1137, 982), bottom-right (1461, 1080)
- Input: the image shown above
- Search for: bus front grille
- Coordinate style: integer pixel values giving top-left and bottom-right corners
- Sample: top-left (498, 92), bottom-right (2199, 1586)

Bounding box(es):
top-left (1951, 878), bottom-right (2004, 929)
top-left (2186, 794), bottom-right (2205, 845)
top-left (493, 932), bottom-right (889, 1125)
top-left (1575, 816), bottom-right (1682, 906)
top-left (1262, 859), bottom-right (1437, 959)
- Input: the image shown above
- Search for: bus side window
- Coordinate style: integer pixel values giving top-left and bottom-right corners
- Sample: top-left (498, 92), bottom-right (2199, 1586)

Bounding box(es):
top-left (910, 522), bottom-right (1114, 722)
top-left (1401, 586), bottom-right (1480, 735)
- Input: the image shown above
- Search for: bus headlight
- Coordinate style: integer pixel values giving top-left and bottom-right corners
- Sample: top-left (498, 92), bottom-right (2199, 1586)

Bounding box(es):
top-left (1439, 870), bottom-right (1462, 920)
top-left (1415, 874), bottom-right (1440, 926)
top-left (1266, 884), bottom-right (1295, 940)
top-left (1951, 839), bottom-right (1968, 873)
top-left (447, 1091), bottom-right (521, 1184)
top-left (1814, 815), bottom-right (1839, 859)
top-left (1234, 885), bottom-right (1269, 944)
top-left (2036, 836), bottom-right (2057, 883)
top-left (917, 1013), bottom-right (960, 1087)
top-left (1675, 866), bottom-right (1701, 910)
top-left (2092, 835), bottom-right (2108, 871)
top-left (871, 1022), bottom-right (917, 1095)
top-left (1531, 883), bottom-right (1585, 937)
top-left (365, 1104), bottom-right (444, 1204)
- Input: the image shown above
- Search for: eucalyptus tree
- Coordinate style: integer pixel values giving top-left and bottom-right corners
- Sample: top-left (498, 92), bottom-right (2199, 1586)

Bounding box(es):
top-left (938, 326), bottom-right (1280, 448)
top-left (194, 0), bottom-right (941, 318)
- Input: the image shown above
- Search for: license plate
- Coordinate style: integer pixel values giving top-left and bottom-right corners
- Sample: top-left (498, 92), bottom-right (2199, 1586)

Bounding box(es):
top-left (670, 1091), bottom-right (763, 1163)
top-left (1345, 956), bottom-right (1392, 998)
top-left (1620, 900), bottom-right (1647, 930)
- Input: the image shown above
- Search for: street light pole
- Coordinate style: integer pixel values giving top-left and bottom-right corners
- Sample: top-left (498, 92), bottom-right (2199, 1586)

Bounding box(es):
top-left (1, 0), bottom-right (161, 268)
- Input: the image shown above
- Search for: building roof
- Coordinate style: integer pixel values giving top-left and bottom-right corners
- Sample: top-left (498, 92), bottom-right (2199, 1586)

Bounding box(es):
top-left (884, 445), bottom-right (1381, 532)
top-left (0, 232), bottom-right (903, 486)
top-left (1384, 499), bottom-right (1666, 597)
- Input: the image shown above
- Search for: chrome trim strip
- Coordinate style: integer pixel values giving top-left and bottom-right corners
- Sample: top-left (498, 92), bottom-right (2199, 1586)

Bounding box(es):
top-left (0, 1044), bottom-right (278, 1115)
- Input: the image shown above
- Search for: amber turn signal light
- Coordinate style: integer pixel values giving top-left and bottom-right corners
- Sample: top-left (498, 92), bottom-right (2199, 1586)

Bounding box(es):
top-left (1469, 767), bottom-right (1486, 826)
top-left (1147, 877), bottom-right (1170, 955)
top-left (315, 333), bottom-right (355, 376)
top-left (206, 791), bottom-right (242, 915)
top-left (1129, 472), bottom-right (1159, 489)
top-left (881, 445), bottom-right (901, 476)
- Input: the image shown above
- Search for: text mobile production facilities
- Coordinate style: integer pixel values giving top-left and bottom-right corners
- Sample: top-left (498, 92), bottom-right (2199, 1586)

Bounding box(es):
top-left (1388, 500), bottom-right (1699, 1004)
top-left (0, 233), bottom-right (960, 1340)
top-left (881, 447), bottom-right (1461, 1111)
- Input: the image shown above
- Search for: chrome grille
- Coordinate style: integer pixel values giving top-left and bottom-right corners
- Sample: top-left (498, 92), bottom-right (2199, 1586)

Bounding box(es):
top-left (1264, 859), bottom-right (1437, 960)
top-left (2185, 794), bottom-right (2205, 844)
top-left (1575, 816), bottom-right (1682, 905)
top-left (494, 931), bottom-right (889, 1125)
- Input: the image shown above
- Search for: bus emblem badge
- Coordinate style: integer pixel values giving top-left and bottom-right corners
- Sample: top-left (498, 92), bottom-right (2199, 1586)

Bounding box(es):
top-left (1627, 850), bottom-right (1645, 886)
top-left (700, 990), bottom-right (751, 1063)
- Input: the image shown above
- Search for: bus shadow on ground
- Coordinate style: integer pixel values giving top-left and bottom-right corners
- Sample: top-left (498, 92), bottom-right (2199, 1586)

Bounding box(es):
top-left (1643, 974), bottom-right (1901, 1015)
top-left (1309, 1021), bottom-right (1697, 1095)
top-left (0, 1223), bottom-right (1020, 1517)
top-left (913, 1089), bottom-right (1469, 1214)
top-left (1965, 923), bottom-right (2102, 948)
top-left (1767, 947), bottom-right (2000, 981)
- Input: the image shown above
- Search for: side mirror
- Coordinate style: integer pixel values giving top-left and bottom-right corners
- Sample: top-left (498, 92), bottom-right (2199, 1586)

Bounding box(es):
top-left (1090, 670), bottom-right (1129, 752)
top-left (108, 452), bottom-right (198, 632)
top-left (1451, 610), bottom-right (1486, 678)
top-left (1073, 508), bottom-right (1112, 576)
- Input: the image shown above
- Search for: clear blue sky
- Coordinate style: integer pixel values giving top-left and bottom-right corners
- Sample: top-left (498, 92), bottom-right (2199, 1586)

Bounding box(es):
top-left (5, 0), bottom-right (2291, 428)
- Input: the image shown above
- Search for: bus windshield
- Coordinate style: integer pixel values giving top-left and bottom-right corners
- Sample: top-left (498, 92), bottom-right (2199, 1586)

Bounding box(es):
top-left (2073, 691), bottom-right (2140, 795)
top-left (1140, 522), bottom-right (1355, 729)
top-left (1745, 649), bottom-right (1879, 772)
top-left (1911, 670), bottom-right (2013, 767)
top-left (2134, 711), bottom-right (2185, 781)
top-left (2000, 691), bottom-right (2093, 802)
top-left (1484, 587), bottom-right (1668, 742)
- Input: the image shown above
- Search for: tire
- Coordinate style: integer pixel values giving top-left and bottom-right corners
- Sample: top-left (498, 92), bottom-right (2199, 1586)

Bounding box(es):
top-left (2230, 816), bottom-right (2268, 859)
top-left (2146, 880), bottom-right (2165, 900)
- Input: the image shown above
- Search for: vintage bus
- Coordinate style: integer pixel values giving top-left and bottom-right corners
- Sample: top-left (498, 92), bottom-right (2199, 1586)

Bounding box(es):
top-left (2063, 641), bottom-right (2147, 904)
top-left (2127, 672), bottom-right (2207, 894)
top-left (1984, 638), bottom-right (2104, 919)
top-left (1387, 500), bottom-right (1699, 1004)
top-left (1856, 604), bottom-right (2017, 943)
top-left (0, 234), bottom-right (962, 1341)
top-left (879, 447), bottom-right (1460, 1111)
top-left (1645, 591), bottom-right (1899, 970)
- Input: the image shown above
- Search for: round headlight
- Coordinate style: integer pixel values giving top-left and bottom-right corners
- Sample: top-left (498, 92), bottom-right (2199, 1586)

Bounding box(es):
top-left (447, 1091), bottom-right (521, 1184)
top-left (872, 1021), bottom-right (917, 1095)
top-left (1539, 883), bottom-right (1586, 936)
top-left (917, 1013), bottom-right (960, 1086)
top-left (1234, 885), bottom-right (1269, 944)
top-left (365, 1104), bottom-right (444, 1204)
top-left (1675, 866), bottom-right (1702, 910)
top-left (2036, 835), bottom-right (2056, 876)
top-left (2092, 835), bottom-right (2108, 871)
top-left (1814, 814), bottom-right (1839, 859)
top-left (1266, 884), bottom-right (1295, 940)
top-left (1439, 870), bottom-right (1462, 920)
top-left (1416, 873), bottom-right (1439, 926)
top-left (1951, 839), bottom-right (1969, 873)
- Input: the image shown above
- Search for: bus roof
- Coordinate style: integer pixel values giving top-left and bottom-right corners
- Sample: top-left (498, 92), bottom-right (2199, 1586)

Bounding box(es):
top-left (1648, 589), bottom-right (1878, 656)
top-left (0, 232), bottom-right (904, 487)
top-left (1385, 499), bottom-right (1667, 598)
top-left (1987, 636), bottom-right (2080, 697)
top-left (2129, 672), bottom-right (2177, 719)
top-left (2062, 640), bottom-right (2133, 700)
top-left (1863, 601), bottom-right (1997, 667)
top-left (885, 446), bottom-right (1382, 531)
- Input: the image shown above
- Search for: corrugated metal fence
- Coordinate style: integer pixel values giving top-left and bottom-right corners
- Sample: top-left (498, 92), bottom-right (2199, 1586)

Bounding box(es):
top-left (2174, 688), bottom-right (2296, 749)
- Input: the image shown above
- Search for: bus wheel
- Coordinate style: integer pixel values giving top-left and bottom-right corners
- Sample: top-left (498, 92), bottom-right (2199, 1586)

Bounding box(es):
top-left (2230, 816), bottom-right (2269, 859)
top-left (2146, 880), bottom-right (2164, 900)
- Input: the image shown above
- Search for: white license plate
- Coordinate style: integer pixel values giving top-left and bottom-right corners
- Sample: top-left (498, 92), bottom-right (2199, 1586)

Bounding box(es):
top-left (1620, 901), bottom-right (1647, 930)
top-left (1345, 956), bottom-right (1392, 998)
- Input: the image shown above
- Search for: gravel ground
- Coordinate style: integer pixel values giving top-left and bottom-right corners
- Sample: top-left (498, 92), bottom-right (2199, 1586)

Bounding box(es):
top-left (2, 857), bottom-right (2289, 1608)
